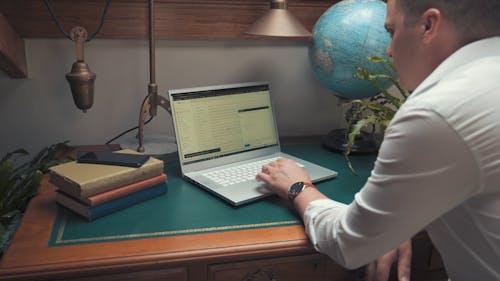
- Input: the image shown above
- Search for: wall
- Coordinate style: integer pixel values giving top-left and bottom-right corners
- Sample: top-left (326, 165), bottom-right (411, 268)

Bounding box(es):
top-left (0, 39), bottom-right (342, 156)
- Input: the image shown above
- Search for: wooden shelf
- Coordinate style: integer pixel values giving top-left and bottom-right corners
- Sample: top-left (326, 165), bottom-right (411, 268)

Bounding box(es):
top-left (0, 12), bottom-right (27, 78)
top-left (0, 0), bottom-right (338, 78)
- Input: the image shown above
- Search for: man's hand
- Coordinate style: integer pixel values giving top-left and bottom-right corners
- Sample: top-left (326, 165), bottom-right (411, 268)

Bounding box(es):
top-left (366, 240), bottom-right (412, 281)
top-left (256, 158), bottom-right (311, 199)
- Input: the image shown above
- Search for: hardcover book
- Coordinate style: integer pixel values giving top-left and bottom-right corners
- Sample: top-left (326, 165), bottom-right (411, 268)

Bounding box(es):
top-left (49, 149), bottom-right (164, 198)
top-left (68, 173), bottom-right (167, 206)
top-left (56, 182), bottom-right (168, 221)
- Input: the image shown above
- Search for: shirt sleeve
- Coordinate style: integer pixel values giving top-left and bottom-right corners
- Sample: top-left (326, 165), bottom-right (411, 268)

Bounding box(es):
top-left (303, 103), bottom-right (480, 269)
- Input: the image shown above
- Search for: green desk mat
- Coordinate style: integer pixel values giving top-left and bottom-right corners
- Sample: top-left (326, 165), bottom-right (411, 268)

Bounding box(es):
top-left (49, 144), bottom-right (375, 246)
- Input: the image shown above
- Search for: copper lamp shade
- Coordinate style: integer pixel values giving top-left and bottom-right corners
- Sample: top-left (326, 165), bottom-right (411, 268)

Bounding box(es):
top-left (246, 0), bottom-right (311, 37)
top-left (66, 61), bottom-right (96, 112)
top-left (65, 27), bottom-right (96, 113)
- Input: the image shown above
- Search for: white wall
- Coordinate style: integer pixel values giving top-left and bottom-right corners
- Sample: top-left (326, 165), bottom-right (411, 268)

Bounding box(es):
top-left (0, 39), bottom-right (342, 156)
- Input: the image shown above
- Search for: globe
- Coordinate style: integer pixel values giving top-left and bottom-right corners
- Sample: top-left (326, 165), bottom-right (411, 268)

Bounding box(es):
top-left (308, 0), bottom-right (393, 99)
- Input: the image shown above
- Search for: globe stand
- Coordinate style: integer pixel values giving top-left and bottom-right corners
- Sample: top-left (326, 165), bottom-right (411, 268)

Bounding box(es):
top-left (322, 98), bottom-right (380, 154)
top-left (322, 128), bottom-right (379, 154)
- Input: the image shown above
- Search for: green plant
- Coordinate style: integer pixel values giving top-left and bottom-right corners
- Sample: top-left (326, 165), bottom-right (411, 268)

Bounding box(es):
top-left (0, 141), bottom-right (69, 256)
top-left (344, 56), bottom-right (410, 172)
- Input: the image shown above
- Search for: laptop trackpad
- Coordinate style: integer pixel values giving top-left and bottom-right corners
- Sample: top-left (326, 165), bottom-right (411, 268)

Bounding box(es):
top-left (216, 180), bottom-right (272, 201)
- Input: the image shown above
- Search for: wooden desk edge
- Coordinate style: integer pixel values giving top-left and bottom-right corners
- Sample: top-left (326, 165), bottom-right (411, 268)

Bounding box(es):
top-left (0, 241), bottom-right (316, 280)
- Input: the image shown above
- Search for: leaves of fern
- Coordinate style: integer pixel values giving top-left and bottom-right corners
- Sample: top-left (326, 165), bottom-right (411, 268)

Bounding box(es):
top-left (344, 115), bottom-right (379, 173)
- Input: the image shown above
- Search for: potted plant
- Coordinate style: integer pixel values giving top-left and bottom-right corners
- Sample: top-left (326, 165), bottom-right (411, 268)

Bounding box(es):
top-left (344, 56), bottom-right (410, 172)
top-left (0, 142), bottom-right (69, 256)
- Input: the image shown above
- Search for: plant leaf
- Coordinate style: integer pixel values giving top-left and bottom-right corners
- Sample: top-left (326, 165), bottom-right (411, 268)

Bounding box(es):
top-left (344, 115), bottom-right (379, 173)
top-left (0, 149), bottom-right (28, 164)
top-left (0, 142), bottom-right (67, 241)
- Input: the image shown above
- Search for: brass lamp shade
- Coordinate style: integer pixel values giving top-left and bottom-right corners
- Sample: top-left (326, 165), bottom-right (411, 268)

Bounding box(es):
top-left (65, 27), bottom-right (95, 113)
top-left (66, 61), bottom-right (96, 113)
top-left (246, 0), bottom-right (311, 37)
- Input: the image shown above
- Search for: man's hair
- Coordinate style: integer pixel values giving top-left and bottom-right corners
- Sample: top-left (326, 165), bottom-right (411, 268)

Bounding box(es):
top-left (396, 0), bottom-right (500, 42)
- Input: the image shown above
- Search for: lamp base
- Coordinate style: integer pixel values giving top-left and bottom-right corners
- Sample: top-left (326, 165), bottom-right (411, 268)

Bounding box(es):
top-left (322, 129), bottom-right (379, 154)
top-left (120, 134), bottom-right (177, 158)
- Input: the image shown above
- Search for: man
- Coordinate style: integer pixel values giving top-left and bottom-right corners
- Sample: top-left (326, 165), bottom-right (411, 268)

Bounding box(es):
top-left (257, 0), bottom-right (500, 280)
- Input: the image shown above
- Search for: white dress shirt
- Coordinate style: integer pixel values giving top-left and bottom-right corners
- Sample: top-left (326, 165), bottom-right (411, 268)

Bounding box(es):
top-left (304, 37), bottom-right (500, 281)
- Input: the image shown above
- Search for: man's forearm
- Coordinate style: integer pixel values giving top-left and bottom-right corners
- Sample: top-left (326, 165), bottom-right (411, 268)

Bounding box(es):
top-left (293, 185), bottom-right (329, 220)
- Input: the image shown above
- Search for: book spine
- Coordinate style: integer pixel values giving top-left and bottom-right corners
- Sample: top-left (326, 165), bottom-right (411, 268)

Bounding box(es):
top-left (56, 192), bottom-right (91, 219)
top-left (86, 173), bottom-right (167, 206)
top-left (56, 182), bottom-right (168, 221)
top-left (50, 172), bottom-right (82, 198)
top-left (80, 161), bottom-right (164, 197)
top-left (89, 182), bottom-right (168, 220)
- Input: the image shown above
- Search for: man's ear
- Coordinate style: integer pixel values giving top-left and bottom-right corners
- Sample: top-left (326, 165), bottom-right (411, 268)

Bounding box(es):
top-left (419, 8), bottom-right (442, 43)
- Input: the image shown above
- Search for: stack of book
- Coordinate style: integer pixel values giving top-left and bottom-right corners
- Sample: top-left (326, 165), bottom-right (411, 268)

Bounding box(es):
top-left (49, 149), bottom-right (167, 221)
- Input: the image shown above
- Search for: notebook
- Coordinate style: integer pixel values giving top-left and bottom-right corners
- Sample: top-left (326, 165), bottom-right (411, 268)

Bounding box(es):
top-left (168, 81), bottom-right (338, 206)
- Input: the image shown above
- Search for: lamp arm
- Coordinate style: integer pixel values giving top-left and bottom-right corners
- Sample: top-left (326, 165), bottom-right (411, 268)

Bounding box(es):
top-left (148, 0), bottom-right (157, 116)
top-left (136, 0), bottom-right (172, 153)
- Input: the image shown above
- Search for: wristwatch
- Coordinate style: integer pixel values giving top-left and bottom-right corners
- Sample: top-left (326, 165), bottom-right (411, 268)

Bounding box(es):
top-left (288, 181), bottom-right (313, 200)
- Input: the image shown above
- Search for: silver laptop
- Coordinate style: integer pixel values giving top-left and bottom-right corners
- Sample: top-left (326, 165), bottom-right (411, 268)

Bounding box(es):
top-left (168, 82), bottom-right (337, 206)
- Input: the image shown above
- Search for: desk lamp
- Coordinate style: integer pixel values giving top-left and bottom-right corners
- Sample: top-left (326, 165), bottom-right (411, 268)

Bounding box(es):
top-left (87, 0), bottom-right (174, 154)
top-left (135, 0), bottom-right (173, 154)
top-left (246, 0), bottom-right (311, 37)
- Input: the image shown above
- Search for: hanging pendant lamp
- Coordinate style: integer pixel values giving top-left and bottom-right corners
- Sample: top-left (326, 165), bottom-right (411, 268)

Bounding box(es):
top-left (246, 0), bottom-right (311, 37)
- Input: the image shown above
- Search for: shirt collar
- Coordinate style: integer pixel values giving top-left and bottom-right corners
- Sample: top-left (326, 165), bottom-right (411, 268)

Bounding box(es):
top-left (408, 36), bottom-right (500, 100)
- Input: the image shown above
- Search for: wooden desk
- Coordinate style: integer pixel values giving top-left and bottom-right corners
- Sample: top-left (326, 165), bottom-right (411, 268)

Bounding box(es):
top-left (0, 143), bottom-right (358, 281)
top-left (0, 177), bottom-right (357, 281)
top-left (0, 142), bottom-right (447, 281)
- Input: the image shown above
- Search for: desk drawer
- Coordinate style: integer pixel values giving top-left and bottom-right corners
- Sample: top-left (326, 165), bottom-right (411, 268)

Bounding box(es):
top-left (208, 254), bottom-right (352, 281)
top-left (62, 267), bottom-right (187, 281)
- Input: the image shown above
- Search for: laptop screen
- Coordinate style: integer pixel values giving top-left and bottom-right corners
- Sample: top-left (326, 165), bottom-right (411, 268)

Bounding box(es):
top-left (170, 84), bottom-right (279, 165)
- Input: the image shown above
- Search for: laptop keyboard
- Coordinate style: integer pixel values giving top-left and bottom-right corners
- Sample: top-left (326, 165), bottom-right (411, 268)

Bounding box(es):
top-left (203, 157), bottom-right (304, 187)
top-left (203, 158), bottom-right (278, 187)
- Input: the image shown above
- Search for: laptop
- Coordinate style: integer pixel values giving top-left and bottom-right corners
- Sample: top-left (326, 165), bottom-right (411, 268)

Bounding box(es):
top-left (168, 81), bottom-right (338, 206)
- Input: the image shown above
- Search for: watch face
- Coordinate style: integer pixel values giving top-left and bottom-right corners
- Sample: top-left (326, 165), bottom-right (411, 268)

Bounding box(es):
top-left (289, 182), bottom-right (305, 199)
